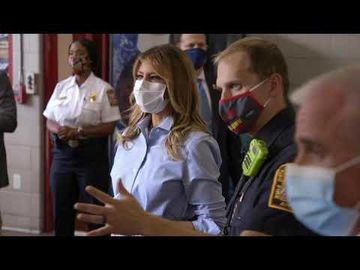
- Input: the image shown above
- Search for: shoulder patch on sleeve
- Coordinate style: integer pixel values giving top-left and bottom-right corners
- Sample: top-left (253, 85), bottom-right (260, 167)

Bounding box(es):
top-left (268, 164), bottom-right (293, 213)
top-left (106, 89), bottom-right (119, 106)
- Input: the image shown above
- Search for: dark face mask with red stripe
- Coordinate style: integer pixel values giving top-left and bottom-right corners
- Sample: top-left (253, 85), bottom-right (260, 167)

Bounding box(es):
top-left (219, 79), bottom-right (270, 135)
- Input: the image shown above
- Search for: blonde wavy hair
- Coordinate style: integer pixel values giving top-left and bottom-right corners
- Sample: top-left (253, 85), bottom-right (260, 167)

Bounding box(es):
top-left (118, 44), bottom-right (208, 160)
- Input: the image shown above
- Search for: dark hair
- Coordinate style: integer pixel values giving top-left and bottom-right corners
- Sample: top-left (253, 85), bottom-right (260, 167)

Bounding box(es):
top-left (69, 39), bottom-right (98, 71)
top-left (169, 34), bottom-right (209, 46)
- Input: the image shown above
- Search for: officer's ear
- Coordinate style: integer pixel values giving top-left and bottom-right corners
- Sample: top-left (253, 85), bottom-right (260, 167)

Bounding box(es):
top-left (268, 73), bottom-right (283, 98)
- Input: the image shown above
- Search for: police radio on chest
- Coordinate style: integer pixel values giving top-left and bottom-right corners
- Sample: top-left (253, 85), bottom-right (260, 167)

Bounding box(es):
top-left (242, 138), bottom-right (269, 177)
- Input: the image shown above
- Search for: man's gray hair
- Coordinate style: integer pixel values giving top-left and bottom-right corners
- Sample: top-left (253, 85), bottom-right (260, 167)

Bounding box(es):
top-left (291, 65), bottom-right (360, 106)
top-left (291, 65), bottom-right (360, 152)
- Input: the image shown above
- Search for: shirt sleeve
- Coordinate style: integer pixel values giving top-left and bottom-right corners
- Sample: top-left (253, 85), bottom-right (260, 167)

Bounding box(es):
top-left (43, 82), bottom-right (60, 121)
top-left (101, 85), bottom-right (121, 123)
top-left (183, 133), bottom-right (227, 235)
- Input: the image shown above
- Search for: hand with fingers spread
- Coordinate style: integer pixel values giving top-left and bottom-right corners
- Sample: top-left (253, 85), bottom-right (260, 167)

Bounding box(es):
top-left (74, 180), bottom-right (147, 236)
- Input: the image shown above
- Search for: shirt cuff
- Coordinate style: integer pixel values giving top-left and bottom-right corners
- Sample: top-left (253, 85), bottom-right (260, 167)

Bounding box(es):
top-left (192, 218), bottom-right (224, 235)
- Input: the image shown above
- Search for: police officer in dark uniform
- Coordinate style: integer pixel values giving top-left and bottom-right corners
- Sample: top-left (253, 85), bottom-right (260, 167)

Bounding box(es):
top-left (215, 37), bottom-right (317, 236)
top-left (43, 39), bottom-right (120, 236)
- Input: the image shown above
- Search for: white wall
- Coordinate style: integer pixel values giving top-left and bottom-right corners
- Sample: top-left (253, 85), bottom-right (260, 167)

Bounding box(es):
top-left (137, 34), bottom-right (169, 52)
top-left (58, 34), bottom-right (73, 81)
top-left (247, 34), bottom-right (360, 97)
top-left (0, 34), bottom-right (44, 233)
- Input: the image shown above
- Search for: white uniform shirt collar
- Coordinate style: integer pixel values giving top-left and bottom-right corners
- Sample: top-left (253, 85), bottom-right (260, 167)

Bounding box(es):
top-left (68, 72), bottom-right (96, 88)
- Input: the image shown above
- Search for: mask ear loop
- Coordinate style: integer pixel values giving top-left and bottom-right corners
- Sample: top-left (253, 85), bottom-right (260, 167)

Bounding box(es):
top-left (248, 78), bottom-right (269, 93)
top-left (335, 156), bottom-right (360, 173)
top-left (249, 78), bottom-right (271, 108)
top-left (334, 156), bottom-right (360, 212)
top-left (263, 98), bottom-right (272, 108)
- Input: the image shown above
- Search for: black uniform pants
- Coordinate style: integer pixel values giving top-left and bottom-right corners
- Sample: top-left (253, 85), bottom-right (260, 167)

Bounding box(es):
top-left (50, 138), bottom-right (110, 236)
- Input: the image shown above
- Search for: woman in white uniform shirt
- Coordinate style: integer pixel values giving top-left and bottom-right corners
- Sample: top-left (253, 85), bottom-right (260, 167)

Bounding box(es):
top-left (75, 44), bottom-right (226, 235)
top-left (43, 39), bottom-right (120, 236)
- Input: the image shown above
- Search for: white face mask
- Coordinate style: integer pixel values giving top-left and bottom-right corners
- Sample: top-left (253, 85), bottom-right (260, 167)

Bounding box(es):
top-left (133, 79), bottom-right (169, 113)
top-left (285, 156), bottom-right (360, 236)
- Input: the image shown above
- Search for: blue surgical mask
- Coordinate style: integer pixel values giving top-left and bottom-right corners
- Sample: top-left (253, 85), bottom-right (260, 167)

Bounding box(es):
top-left (185, 48), bottom-right (207, 70)
top-left (285, 156), bottom-right (360, 236)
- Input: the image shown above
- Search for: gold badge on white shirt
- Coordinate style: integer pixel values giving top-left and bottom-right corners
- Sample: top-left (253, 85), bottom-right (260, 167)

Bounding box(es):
top-left (88, 92), bottom-right (97, 103)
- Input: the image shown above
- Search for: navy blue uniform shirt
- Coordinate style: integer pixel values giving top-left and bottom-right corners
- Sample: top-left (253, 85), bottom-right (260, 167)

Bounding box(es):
top-left (226, 107), bottom-right (317, 236)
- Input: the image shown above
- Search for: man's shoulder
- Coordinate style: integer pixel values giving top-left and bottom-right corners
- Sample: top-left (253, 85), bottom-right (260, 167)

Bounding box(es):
top-left (268, 114), bottom-right (296, 157)
top-left (265, 143), bottom-right (297, 178)
top-left (256, 139), bottom-right (296, 187)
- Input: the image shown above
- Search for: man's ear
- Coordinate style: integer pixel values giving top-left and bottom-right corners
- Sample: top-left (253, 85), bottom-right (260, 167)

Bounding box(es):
top-left (268, 73), bottom-right (283, 98)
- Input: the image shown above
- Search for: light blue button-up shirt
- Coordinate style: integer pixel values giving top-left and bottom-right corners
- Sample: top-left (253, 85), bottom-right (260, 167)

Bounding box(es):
top-left (111, 115), bottom-right (226, 234)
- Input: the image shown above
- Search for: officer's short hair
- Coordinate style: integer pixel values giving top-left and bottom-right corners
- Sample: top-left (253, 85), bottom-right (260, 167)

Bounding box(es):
top-left (69, 39), bottom-right (98, 71)
top-left (214, 37), bottom-right (290, 103)
top-left (169, 34), bottom-right (209, 46)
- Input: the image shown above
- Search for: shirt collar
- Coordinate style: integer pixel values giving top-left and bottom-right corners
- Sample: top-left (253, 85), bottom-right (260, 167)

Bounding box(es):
top-left (198, 69), bottom-right (206, 81)
top-left (68, 75), bottom-right (77, 87)
top-left (137, 115), bottom-right (174, 133)
top-left (81, 72), bottom-right (96, 88)
top-left (254, 106), bottom-right (296, 148)
top-left (137, 115), bottom-right (151, 135)
top-left (157, 115), bottom-right (174, 131)
top-left (68, 71), bottom-right (96, 88)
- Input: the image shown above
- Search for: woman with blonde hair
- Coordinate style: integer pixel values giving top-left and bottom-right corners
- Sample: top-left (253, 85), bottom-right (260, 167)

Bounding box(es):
top-left (77, 44), bottom-right (226, 235)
